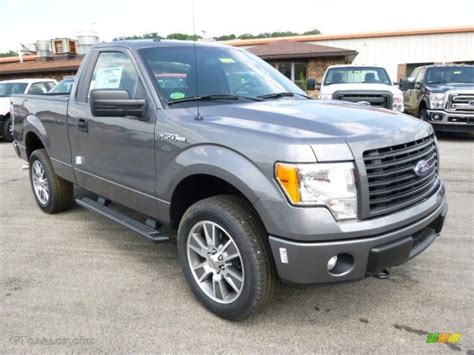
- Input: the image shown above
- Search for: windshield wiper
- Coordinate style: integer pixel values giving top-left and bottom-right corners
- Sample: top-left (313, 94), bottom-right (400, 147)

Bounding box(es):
top-left (168, 94), bottom-right (263, 105)
top-left (257, 92), bottom-right (312, 100)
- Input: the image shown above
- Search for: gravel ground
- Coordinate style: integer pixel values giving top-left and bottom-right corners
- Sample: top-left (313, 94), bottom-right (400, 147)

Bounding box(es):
top-left (0, 133), bottom-right (473, 353)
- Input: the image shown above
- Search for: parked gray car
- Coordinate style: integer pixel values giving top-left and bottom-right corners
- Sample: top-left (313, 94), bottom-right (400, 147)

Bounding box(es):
top-left (10, 40), bottom-right (447, 320)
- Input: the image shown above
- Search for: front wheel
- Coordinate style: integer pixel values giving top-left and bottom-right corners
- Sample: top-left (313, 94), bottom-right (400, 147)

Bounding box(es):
top-left (177, 195), bottom-right (277, 320)
top-left (419, 108), bottom-right (428, 121)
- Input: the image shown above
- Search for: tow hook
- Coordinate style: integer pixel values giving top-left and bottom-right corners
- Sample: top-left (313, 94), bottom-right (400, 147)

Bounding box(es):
top-left (374, 269), bottom-right (391, 279)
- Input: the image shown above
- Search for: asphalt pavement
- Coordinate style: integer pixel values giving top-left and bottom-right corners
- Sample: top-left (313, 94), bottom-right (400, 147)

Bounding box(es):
top-left (0, 134), bottom-right (473, 353)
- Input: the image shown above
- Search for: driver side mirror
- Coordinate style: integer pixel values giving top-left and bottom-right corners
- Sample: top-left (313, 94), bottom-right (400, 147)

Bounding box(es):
top-left (399, 78), bottom-right (415, 91)
top-left (90, 89), bottom-right (146, 118)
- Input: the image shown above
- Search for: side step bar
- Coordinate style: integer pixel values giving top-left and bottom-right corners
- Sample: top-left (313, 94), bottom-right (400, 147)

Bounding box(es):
top-left (75, 197), bottom-right (170, 243)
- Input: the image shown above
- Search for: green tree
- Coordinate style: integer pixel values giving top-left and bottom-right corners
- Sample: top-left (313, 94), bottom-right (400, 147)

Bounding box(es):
top-left (303, 29), bottom-right (321, 35)
top-left (113, 32), bottom-right (161, 41)
top-left (0, 50), bottom-right (17, 58)
top-left (166, 33), bottom-right (201, 41)
top-left (214, 34), bottom-right (237, 41)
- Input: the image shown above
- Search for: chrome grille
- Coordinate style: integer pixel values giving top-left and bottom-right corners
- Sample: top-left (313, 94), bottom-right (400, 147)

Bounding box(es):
top-left (448, 93), bottom-right (474, 112)
top-left (363, 135), bottom-right (439, 217)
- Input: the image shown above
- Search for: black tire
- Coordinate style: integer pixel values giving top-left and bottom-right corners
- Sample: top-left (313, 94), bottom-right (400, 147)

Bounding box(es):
top-left (419, 108), bottom-right (428, 121)
top-left (2, 116), bottom-right (13, 142)
top-left (29, 149), bottom-right (73, 213)
top-left (177, 195), bottom-right (277, 320)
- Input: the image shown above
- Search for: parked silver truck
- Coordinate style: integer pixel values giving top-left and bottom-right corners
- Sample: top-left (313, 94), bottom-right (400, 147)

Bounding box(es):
top-left (11, 40), bottom-right (447, 320)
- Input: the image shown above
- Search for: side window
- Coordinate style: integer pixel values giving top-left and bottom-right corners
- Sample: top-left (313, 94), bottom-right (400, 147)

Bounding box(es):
top-left (28, 82), bottom-right (50, 94)
top-left (409, 68), bottom-right (420, 81)
top-left (415, 69), bottom-right (425, 83)
top-left (89, 52), bottom-right (141, 100)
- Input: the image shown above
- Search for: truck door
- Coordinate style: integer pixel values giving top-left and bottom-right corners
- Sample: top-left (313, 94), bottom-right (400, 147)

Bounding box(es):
top-left (68, 50), bottom-right (158, 217)
top-left (404, 67), bottom-right (419, 114)
top-left (411, 68), bottom-right (426, 116)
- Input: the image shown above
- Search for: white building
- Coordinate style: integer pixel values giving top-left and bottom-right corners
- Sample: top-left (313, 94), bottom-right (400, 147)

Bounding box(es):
top-left (225, 26), bottom-right (474, 82)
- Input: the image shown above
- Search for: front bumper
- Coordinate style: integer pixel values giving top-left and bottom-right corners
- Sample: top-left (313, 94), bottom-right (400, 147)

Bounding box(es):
top-left (268, 195), bottom-right (448, 284)
top-left (426, 110), bottom-right (474, 133)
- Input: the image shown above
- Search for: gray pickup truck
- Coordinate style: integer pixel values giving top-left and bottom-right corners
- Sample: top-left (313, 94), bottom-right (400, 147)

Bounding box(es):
top-left (11, 40), bottom-right (448, 320)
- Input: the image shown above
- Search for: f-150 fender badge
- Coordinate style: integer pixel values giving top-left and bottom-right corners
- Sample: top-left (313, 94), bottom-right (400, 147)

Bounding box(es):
top-left (157, 132), bottom-right (187, 142)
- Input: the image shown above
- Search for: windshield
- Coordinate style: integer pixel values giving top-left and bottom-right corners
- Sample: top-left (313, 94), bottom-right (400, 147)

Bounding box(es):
top-left (139, 45), bottom-right (304, 106)
top-left (0, 82), bottom-right (28, 97)
top-left (426, 67), bottom-right (474, 84)
top-left (324, 67), bottom-right (392, 85)
top-left (50, 79), bottom-right (74, 93)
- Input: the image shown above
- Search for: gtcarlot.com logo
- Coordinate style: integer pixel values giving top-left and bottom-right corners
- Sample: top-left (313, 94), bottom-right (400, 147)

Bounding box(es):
top-left (10, 336), bottom-right (95, 346)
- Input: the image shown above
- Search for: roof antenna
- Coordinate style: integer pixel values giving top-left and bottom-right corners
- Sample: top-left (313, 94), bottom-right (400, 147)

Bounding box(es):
top-left (192, 2), bottom-right (203, 121)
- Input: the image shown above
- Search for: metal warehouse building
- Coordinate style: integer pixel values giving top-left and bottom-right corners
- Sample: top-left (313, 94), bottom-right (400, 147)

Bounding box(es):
top-left (224, 26), bottom-right (474, 82)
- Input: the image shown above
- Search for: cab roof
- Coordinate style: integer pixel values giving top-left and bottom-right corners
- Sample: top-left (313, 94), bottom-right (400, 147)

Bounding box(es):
top-left (92, 39), bottom-right (232, 51)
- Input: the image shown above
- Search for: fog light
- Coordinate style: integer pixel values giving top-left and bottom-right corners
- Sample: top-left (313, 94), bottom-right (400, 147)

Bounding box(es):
top-left (327, 255), bottom-right (338, 271)
top-left (431, 113), bottom-right (442, 121)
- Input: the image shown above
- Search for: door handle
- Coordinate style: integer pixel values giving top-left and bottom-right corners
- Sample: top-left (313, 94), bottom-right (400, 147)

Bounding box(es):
top-left (77, 118), bottom-right (88, 133)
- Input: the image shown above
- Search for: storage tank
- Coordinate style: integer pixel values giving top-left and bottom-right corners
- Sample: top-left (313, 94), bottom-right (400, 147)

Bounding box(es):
top-left (77, 31), bottom-right (99, 55)
top-left (36, 40), bottom-right (52, 60)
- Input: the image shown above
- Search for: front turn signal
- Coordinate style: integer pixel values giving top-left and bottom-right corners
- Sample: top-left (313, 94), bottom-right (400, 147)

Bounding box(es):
top-left (275, 163), bottom-right (301, 203)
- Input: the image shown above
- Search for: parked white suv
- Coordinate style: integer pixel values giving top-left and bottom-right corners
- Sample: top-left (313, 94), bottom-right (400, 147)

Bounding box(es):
top-left (318, 65), bottom-right (404, 112)
top-left (0, 78), bottom-right (57, 141)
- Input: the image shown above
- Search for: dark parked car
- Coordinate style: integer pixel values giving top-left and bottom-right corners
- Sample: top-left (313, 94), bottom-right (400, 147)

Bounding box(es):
top-left (11, 40), bottom-right (447, 320)
top-left (400, 65), bottom-right (474, 134)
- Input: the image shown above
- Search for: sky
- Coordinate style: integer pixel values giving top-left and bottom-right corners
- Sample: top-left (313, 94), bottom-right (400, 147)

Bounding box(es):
top-left (0, 0), bottom-right (473, 53)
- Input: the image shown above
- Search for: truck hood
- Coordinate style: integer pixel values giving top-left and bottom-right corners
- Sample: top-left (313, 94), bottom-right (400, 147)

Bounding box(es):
top-left (0, 97), bottom-right (10, 116)
top-left (425, 83), bottom-right (474, 93)
top-left (320, 83), bottom-right (402, 96)
top-left (198, 99), bottom-right (430, 140)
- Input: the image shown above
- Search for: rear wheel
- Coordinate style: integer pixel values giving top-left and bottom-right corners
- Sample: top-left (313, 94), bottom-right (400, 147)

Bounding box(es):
top-left (29, 149), bottom-right (73, 213)
top-left (177, 195), bottom-right (277, 320)
top-left (2, 117), bottom-right (13, 142)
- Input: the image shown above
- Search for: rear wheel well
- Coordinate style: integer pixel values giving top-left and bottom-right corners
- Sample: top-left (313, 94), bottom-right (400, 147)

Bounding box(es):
top-left (25, 132), bottom-right (45, 160)
top-left (170, 174), bottom-right (255, 229)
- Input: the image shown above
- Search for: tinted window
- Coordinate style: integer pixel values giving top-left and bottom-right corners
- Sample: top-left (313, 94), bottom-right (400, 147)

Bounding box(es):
top-left (324, 67), bottom-right (392, 85)
top-left (140, 45), bottom-right (303, 105)
top-left (89, 52), bottom-right (140, 99)
top-left (0, 82), bottom-right (28, 97)
top-left (426, 66), bottom-right (474, 84)
top-left (409, 67), bottom-right (420, 81)
top-left (415, 69), bottom-right (425, 83)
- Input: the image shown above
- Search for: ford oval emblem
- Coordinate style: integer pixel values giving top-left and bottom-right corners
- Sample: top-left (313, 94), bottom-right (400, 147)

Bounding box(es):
top-left (469, 100), bottom-right (474, 107)
top-left (414, 160), bottom-right (431, 176)
top-left (356, 101), bottom-right (371, 106)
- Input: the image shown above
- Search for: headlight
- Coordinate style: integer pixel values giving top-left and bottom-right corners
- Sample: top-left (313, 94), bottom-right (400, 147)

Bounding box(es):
top-left (429, 93), bottom-right (445, 109)
top-left (392, 94), bottom-right (404, 112)
top-left (319, 94), bottom-right (333, 100)
top-left (275, 162), bottom-right (357, 220)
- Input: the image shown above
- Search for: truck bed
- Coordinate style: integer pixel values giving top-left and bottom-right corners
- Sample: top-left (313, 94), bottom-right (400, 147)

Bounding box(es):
top-left (11, 93), bottom-right (72, 174)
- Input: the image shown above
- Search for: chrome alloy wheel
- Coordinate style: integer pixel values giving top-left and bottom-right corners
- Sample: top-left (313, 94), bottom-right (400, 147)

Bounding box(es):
top-left (32, 160), bottom-right (49, 205)
top-left (187, 221), bottom-right (245, 304)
